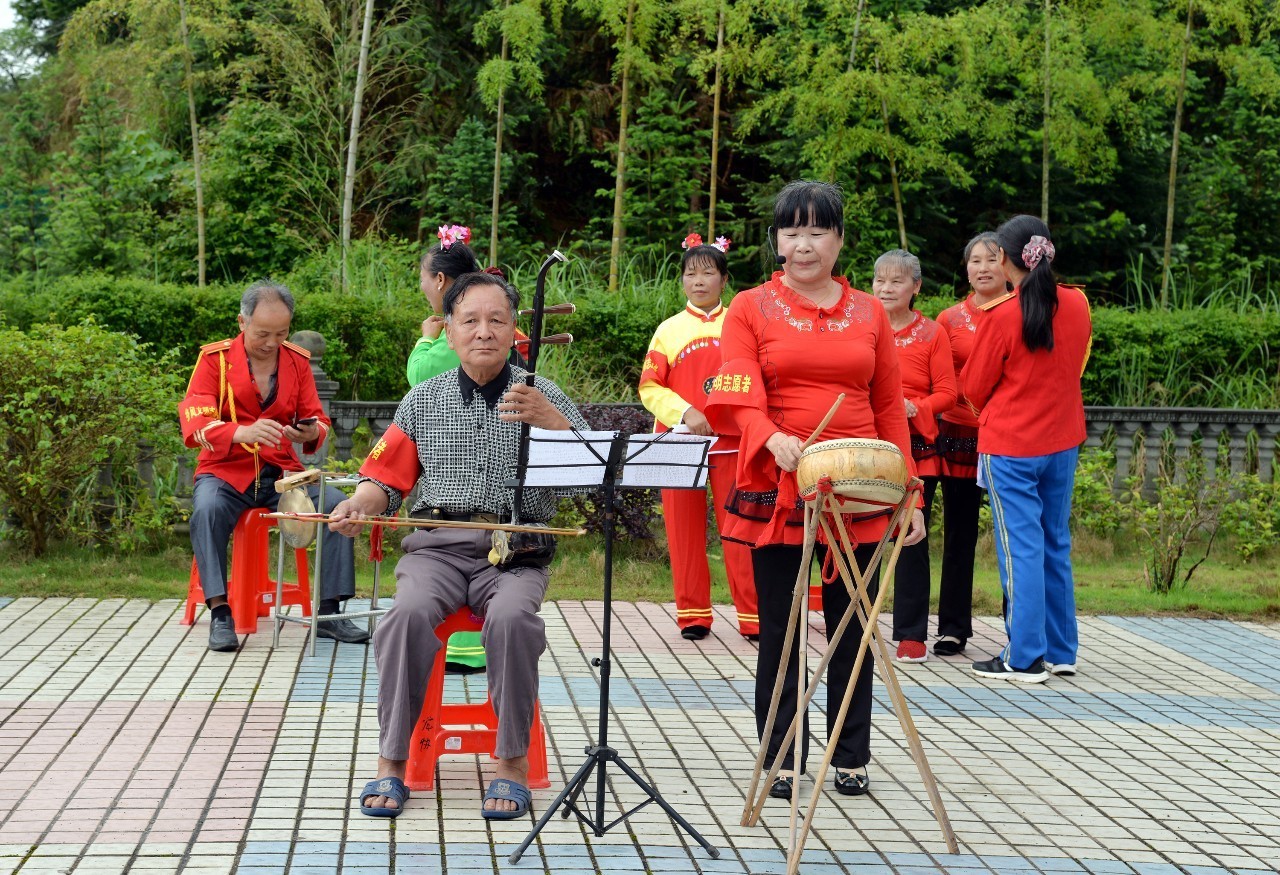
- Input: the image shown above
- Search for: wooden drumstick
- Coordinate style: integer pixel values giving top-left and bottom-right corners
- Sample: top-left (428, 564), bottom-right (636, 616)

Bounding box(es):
top-left (801, 393), bottom-right (845, 451)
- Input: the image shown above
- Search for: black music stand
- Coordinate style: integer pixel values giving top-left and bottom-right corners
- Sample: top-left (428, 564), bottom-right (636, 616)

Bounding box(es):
top-left (508, 428), bottom-right (721, 863)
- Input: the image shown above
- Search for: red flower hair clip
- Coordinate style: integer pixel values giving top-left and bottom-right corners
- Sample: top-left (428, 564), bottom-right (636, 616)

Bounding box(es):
top-left (437, 224), bottom-right (472, 250)
top-left (681, 232), bottom-right (731, 253)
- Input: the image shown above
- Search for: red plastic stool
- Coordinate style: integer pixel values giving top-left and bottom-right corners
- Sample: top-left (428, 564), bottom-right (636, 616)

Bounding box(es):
top-left (182, 508), bottom-right (312, 634)
top-left (809, 583), bottom-right (823, 611)
top-left (404, 608), bottom-right (550, 791)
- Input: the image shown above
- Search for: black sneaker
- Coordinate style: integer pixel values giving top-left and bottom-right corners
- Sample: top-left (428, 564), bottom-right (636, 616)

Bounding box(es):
top-left (208, 614), bottom-right (239, 652)
top-left (768, 775), bottom-right (794, 800)
top-left (971, 656), bottom-right (1048, 684)
top-left (681, 625), bottom-right (710, 641)
top-left (317, 617), bottom-right (371, 644)
top-left (932, 636), bottom-right (965, 656)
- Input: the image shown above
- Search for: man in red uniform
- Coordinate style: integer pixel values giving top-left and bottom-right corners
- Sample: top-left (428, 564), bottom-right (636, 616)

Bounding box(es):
top-left (179, 281), bottom-right (368, 652)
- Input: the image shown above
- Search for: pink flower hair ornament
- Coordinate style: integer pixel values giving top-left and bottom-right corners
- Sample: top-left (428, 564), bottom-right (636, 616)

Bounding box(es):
top-left (437, 224), bottom-right (472, 250)
top-left (1022, 235), bottom-right (1055, 270)
top-left (680, 232), bottom-right (731, 253)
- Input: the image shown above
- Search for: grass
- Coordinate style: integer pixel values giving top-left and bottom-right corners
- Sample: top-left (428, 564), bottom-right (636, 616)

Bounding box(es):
top-left (2, 529), bottom-right (1278, 621)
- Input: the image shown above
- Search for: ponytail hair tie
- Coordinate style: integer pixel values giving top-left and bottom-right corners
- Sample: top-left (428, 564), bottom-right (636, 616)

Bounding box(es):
top-left (1022, 235), bottom-right (1055, 270)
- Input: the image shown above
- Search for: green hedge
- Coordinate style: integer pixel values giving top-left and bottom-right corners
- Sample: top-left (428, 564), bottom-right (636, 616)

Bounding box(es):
top-left (3, 276), bottom-right (1278, 407)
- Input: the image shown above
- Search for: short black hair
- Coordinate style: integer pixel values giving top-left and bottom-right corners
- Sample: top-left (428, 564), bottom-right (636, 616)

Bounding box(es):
top-left (422, 240), bottom-right (480, 279)
top-left (680, 244), bottom-right (728, 278)
top-left (773, 180), bottom-right (844, 235)
top-left (442, 271), bottom-right (520, 319)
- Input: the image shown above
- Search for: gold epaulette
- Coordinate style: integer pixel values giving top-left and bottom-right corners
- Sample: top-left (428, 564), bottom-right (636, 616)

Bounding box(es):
top-left (281, 339), bottom-right (312, 359)
top-left (200, 339), bottom-right (233, 355)
top-left (977, 291), bottom-right (1017, 312)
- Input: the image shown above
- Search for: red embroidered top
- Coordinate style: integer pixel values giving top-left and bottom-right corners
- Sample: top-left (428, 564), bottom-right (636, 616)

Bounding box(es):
top-left (178, 335), bottom-right (328, 490)
top-left (961, 284), bottom-right (1092, 457)
top-left (936, 296), bottom-right (985, 428)
top-left (638, 301), bottom-right (739, 453)
top-left (705, 273), bottom-right (916, 547)
top-left (892, 311), bottom-right (956, 478)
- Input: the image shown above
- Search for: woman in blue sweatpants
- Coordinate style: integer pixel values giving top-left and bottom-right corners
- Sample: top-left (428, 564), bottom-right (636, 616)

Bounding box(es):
top-left (961, 215), bottom-right (1093, 683)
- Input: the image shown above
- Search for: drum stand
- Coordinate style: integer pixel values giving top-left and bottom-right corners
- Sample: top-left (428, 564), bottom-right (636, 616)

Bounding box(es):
top-left (740, 485), bottom-right (958, 875)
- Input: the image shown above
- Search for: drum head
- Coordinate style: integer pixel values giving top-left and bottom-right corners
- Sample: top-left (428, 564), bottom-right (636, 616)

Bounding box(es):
top-left (278, 488), bottom-right (318, 548)
top-left (796, 437), bottom-right (909, 511)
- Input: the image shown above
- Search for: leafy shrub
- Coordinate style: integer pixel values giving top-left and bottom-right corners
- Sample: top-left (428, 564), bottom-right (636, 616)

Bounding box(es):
top-left (0, 321), bottom-right (183, 555)
top-left (1071, 448), bottom-right (1126, 538)
top-left (1219, 474), bottom-right (1280, 562)
top-left (1125, 451), bottom-right (1230, 594)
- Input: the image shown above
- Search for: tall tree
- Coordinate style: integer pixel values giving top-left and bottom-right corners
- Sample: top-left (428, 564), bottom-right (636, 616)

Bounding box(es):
top-left (177, 0), bottom-right (205, 287)
top-left (1159, 0), bottom-right (1193, 308)
top-left (340, 0), bottom-right (376, 293)
top-left (579, 0), bottom-right (666, 291)
top-left (475, 0), bottom-right (562, 265)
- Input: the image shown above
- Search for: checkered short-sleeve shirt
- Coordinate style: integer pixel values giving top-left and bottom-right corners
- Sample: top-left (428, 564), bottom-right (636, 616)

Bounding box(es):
top-left (360, 365), bottom-right (589, 520)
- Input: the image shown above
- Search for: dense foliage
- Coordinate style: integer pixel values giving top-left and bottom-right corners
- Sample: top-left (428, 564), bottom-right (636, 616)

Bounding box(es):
top-left (3, 270), bottom-right (1278, 408)
top-left (0, 0), bottom-right (1277, 301)
top-left (0, 320), bottom-right (183, 555)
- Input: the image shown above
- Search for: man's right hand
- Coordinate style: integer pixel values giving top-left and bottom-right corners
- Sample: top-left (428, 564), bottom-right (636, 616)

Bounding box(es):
top-left (328, 482), bottom-right (391, 538)
top-left (233, 419), bottom-right (286, 448)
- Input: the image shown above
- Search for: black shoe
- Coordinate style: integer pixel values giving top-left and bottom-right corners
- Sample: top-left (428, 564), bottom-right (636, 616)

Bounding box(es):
top-left (208, 614), bottom-right (239, 652)
top-left (317, 617), bottom-right (371, 644)
top-left (742, 633), bottom-right (760, 642)
top-left (971, 655), bottom-right (1048, 684)
top-left (834, 768), bottom-right (870, 796)
top-left (768, 776), bottom-right (794, 800)
top-left (932, 636), bottom-right (966, 656)
top-left (681, 625), bottom-right (710, 641)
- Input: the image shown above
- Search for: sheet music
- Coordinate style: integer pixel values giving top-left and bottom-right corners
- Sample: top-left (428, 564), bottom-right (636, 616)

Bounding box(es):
top-left (522, 428), bottom-right (617, 486)
top-left (621, 432), bottom-right (716, 488)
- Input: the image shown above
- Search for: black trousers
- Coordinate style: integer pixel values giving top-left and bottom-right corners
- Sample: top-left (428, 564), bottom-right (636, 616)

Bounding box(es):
top-left (753, 541), bottom-right (879, 773)
top-left (891, 477), bottom-right (938, 642)
top-left (938, 475), bottom-right (984, 641)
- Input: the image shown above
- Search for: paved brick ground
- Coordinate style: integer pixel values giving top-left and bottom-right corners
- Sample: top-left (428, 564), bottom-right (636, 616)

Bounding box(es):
top-left (0, 595), bottom-right (1277, 874)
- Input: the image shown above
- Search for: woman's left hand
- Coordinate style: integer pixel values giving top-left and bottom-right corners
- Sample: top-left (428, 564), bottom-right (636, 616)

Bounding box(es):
top-left (903, 508), bottom-right (926, 546)
top-left (903, 397), bottom-right (918, 418)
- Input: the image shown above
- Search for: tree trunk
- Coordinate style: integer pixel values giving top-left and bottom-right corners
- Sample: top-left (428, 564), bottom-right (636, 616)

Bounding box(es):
top-left (876, 58), bottom-right (908, 250)
top-left (1161, 0), bottom-right (1194, 309)
top-left (707, 1), bottom-right (724, 239)
top-left (847, 0), bottom-right (867, 71)
top-left (608, 0), bottom-right (636, 293)
top-left (178, 0), bottom-right (205, 288)
top-left (490, 26), bottom-right (509, 267)
top-left (1041, 0), bottom-right (1051, 223)
top-left (341, 0), bottom-right (377, 293)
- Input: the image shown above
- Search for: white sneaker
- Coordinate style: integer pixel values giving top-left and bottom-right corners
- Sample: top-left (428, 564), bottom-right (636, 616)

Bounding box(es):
top-left (1044, 662), bottom-right (1077, 677)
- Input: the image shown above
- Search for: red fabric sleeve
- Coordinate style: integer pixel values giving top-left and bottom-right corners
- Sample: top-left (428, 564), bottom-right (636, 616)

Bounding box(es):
top-left (868, 305), bottom-right (917, 482)
top-left (961, 309), bottom-right (1012, 414)
top-left (639, 348), bottom-right (670, 388)
top-left (178, 354), bottom-right (237, 458)
top-left (908, 331), bottom-right (957, 442)
top-left (288, 352), bottom-right (330, 456)
top-left (359, 424), bottom-right (421, 496)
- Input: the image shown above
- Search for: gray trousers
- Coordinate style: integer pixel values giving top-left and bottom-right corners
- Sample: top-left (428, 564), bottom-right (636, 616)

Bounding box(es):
top-left (375, 527), bottom-right (549, 761)
top-left (190, 470), bottom-right (355, 602)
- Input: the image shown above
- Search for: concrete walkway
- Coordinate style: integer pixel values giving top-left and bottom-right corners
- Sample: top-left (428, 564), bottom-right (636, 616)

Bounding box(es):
top-left (0, 596), bottom-right (1277, 874)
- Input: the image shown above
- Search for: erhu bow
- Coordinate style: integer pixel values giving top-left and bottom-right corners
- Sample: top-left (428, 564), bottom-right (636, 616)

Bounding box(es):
top-left (490, 250), bottom-right (572, 566)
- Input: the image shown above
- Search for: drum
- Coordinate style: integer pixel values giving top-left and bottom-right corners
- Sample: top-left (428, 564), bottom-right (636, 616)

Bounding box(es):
top-left (795, 438), bottom-right (909, 513)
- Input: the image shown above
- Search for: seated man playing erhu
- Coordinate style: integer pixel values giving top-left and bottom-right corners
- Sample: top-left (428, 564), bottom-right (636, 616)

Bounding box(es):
top-left (329, 272), bottom-right (588, 820)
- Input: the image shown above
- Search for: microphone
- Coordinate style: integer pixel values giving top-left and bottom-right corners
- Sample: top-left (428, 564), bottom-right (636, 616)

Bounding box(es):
top-left (766, 226), bottom-right (786, 265)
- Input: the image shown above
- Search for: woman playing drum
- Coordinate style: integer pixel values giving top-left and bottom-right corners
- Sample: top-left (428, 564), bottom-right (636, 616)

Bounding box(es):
top-left (705, 181), bottom-right (925, 801)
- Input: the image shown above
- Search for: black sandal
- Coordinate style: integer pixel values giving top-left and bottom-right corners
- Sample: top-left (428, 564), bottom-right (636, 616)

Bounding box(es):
top-left (768, 775), bottom-right (794, 800)
top-left (834, 768), bottom-right (870, 796)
